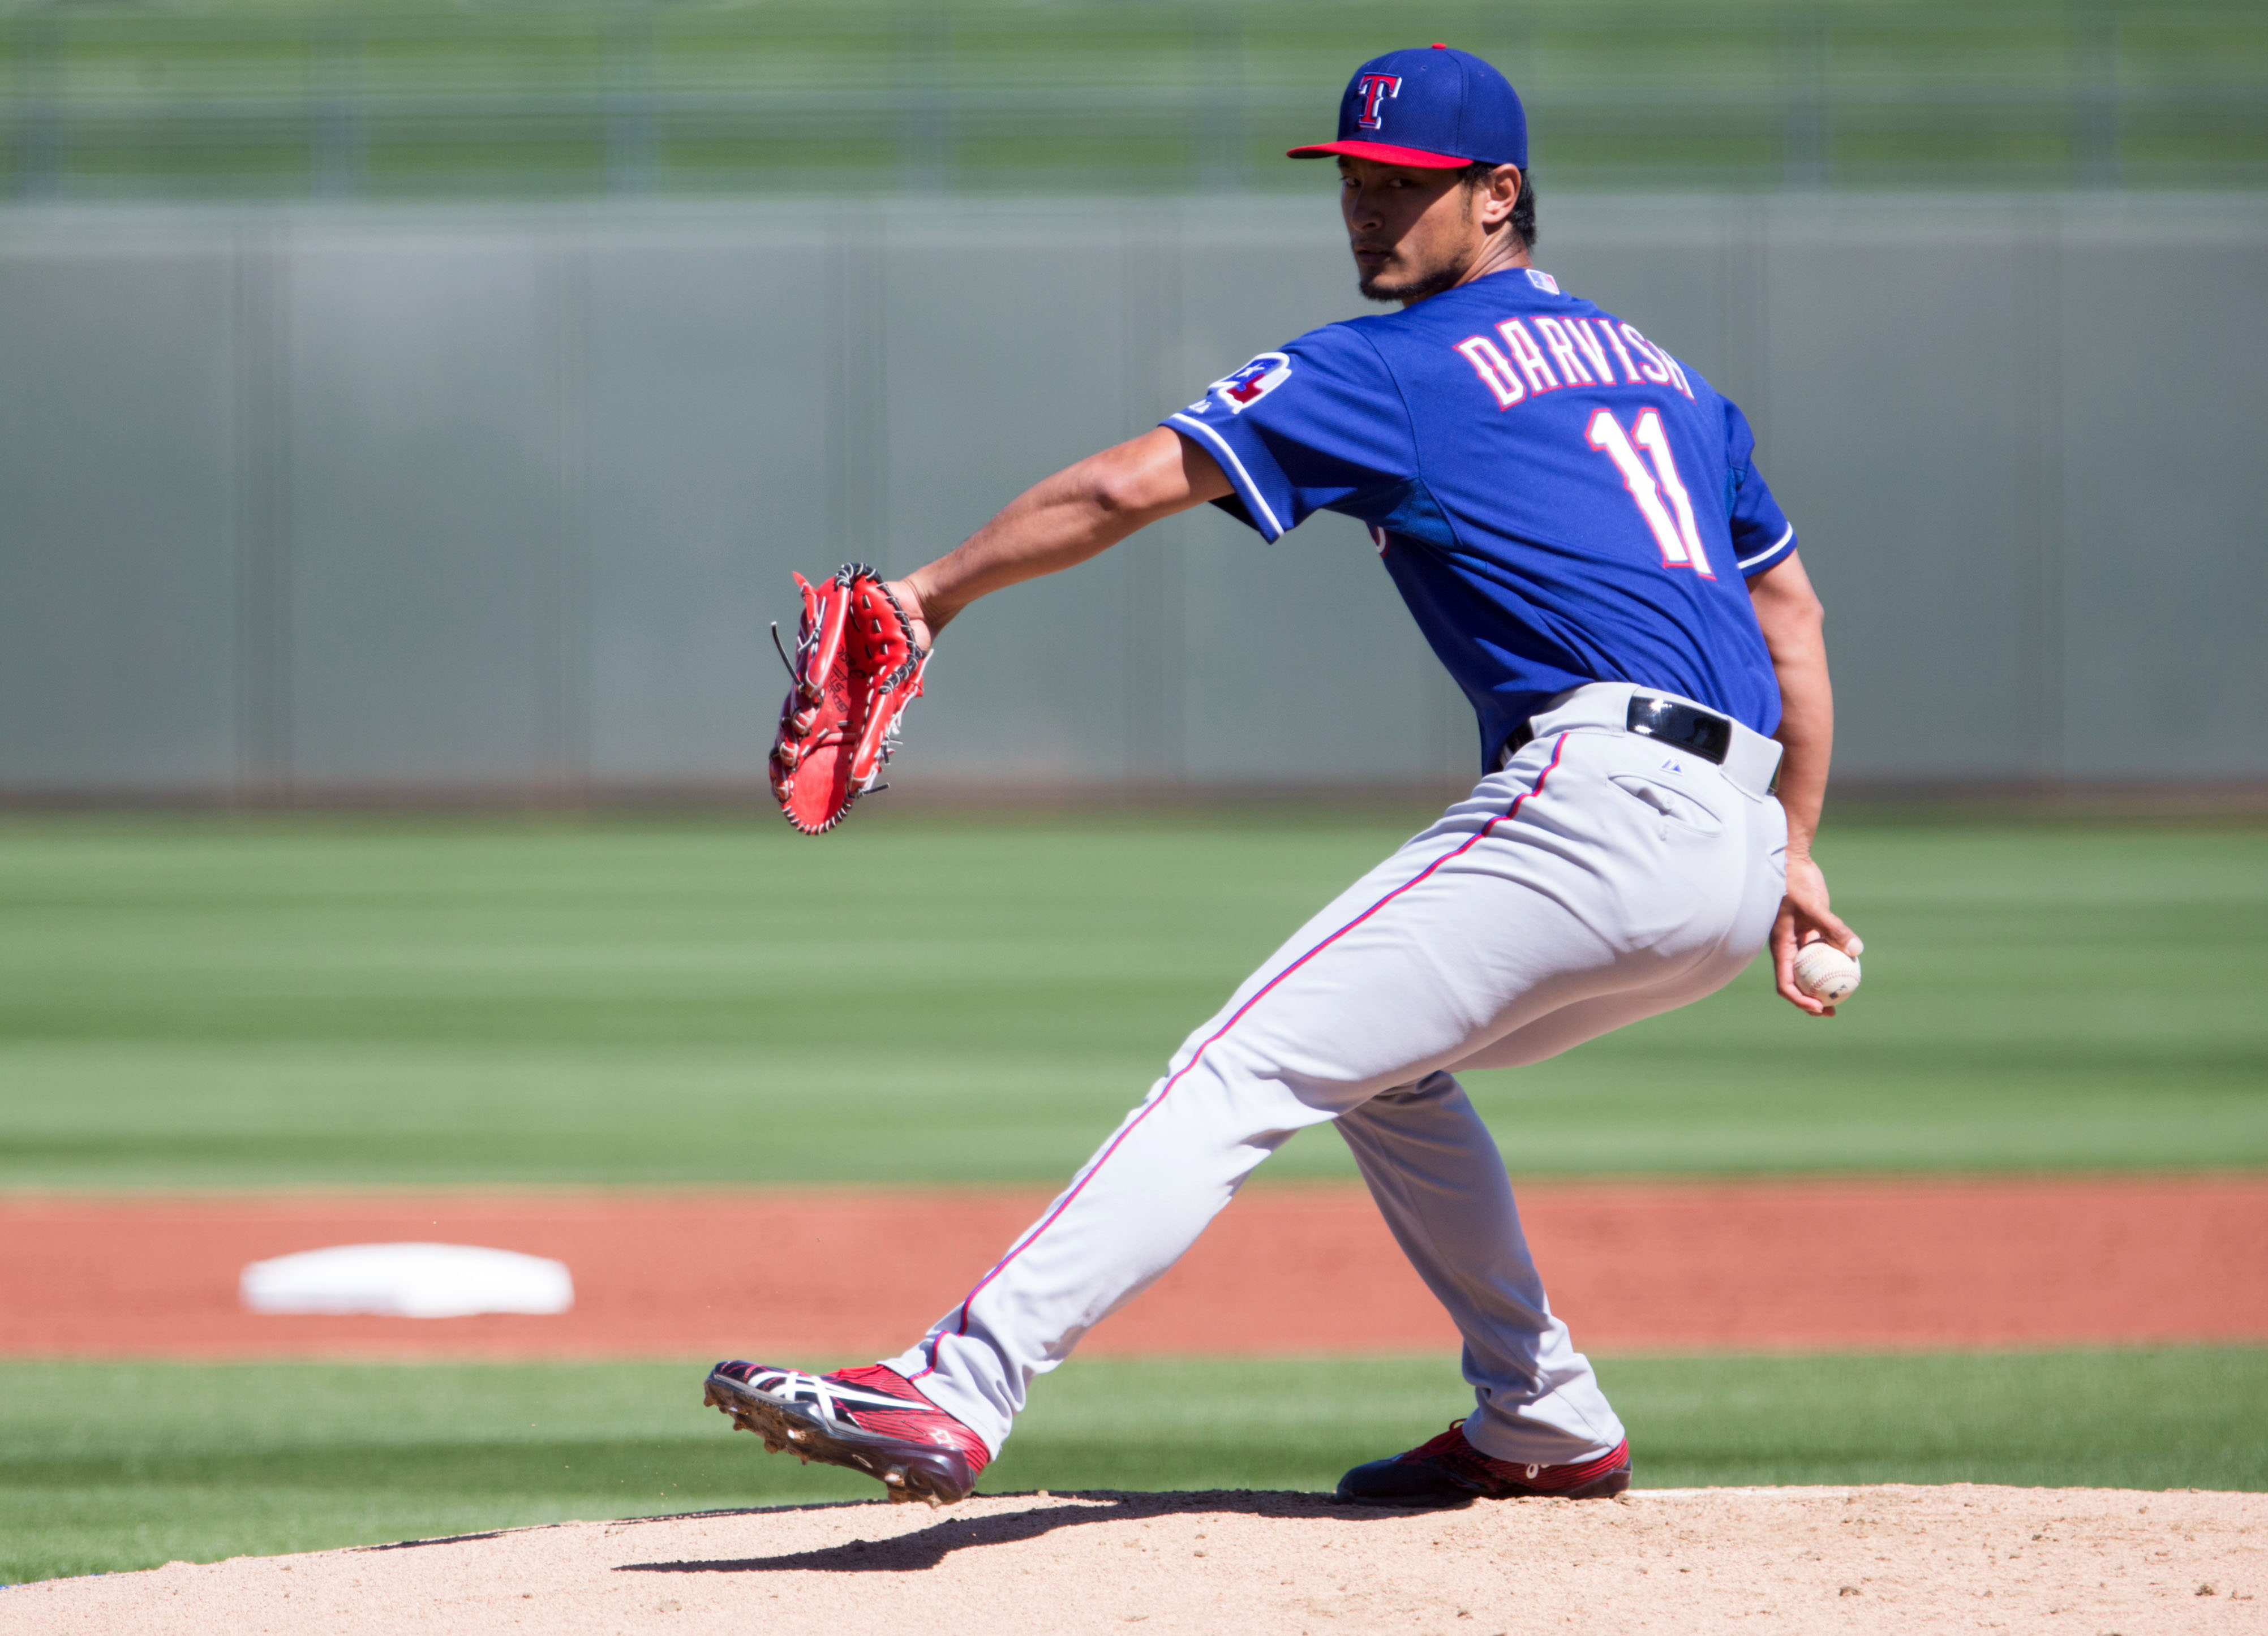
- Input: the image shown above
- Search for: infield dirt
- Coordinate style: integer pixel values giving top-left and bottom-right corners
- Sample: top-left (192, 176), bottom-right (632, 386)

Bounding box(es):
top-left (7, 1176), bottom-right (2265, 1358)
top-left (10, 1484), bottom-right (2263, 1635)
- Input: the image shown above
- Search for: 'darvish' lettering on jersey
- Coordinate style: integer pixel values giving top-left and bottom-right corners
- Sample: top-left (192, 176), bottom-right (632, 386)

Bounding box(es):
top-left (1454, 317), bottom-right (1693, 411)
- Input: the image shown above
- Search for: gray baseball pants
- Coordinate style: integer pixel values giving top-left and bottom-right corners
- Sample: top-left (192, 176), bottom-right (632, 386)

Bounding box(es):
top-left (887, 681), bottom-right (1788, 1467)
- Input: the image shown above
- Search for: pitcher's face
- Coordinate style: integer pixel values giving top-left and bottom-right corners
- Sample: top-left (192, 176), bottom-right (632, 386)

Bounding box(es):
top-left (1340, 157), bottom-right (1481, 304)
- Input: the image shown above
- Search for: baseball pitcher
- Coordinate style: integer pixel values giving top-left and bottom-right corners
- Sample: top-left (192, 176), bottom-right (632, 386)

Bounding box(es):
top-left (717, 44), bottom-right (1862, 1510)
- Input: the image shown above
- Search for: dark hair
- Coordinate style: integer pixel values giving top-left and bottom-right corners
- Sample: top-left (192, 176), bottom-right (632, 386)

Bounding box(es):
top-left (1460, 161), bottom-right (1536, 250)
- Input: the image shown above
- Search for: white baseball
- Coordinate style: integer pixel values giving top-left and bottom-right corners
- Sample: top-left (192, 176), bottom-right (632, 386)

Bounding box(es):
top-left (1793, 942), bottom-right (1862, 1004)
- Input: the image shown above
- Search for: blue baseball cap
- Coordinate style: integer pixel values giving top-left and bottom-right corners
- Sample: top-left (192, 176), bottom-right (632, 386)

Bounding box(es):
top-left (1288, 44), bottom-right (1528, 170)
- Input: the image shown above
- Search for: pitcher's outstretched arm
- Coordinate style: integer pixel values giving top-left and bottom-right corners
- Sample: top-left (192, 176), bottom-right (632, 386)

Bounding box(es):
top-left (888, 427), bottom-right (1230, 645)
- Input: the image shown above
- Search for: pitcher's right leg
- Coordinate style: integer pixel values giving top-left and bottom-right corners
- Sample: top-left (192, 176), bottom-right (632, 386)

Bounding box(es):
top-left (1335, 1070), bottom-right (1622, 1467)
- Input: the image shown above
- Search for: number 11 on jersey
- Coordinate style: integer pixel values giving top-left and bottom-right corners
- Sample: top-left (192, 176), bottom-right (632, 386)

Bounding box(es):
top-left (1586, 408), bottom-right (1715, 579)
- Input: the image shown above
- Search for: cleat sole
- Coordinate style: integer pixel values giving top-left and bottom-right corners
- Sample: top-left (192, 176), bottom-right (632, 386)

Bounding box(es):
top-left (702, 1367), bottom-right (977, 1506)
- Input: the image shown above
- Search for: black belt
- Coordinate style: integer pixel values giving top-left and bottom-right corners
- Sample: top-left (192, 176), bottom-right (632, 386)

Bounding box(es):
top-left (1502, 694), bottom-right (1735, 767)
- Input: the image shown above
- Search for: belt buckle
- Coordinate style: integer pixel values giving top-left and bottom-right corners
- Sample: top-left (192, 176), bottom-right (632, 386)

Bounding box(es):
top-left (1625, 694), bottom-right (1730, 765)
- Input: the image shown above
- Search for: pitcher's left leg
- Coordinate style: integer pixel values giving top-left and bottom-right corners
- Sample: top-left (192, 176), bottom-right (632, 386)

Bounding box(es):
top-left (877, 744), bottom-right (1615, 1454)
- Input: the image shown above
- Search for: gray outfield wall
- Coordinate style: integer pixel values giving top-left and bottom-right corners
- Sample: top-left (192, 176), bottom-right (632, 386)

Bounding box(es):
top-left (1, 193), bottom-right (2263, 799)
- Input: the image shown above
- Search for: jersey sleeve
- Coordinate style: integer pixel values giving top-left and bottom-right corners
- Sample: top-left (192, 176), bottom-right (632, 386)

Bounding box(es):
top-left (1722, 400), bottom-right (1797, 578)
top-left (1162, 325), bottom-right (1417, 543)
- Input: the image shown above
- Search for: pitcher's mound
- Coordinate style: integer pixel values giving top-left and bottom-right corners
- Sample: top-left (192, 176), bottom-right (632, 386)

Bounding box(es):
top-left (10, 1485), bottom-right (2262, 1634)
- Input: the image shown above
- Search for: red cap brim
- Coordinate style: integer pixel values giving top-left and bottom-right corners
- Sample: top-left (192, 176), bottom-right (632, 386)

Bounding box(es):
top-left (1286, 139), bottom-right (1472, 168)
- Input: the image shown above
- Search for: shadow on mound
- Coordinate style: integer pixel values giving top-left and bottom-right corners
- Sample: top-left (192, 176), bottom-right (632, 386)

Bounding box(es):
top-left (618, 1489), bottom-right (1407, 1575)
top-left (363, 1530), bottom-right (510, 1552)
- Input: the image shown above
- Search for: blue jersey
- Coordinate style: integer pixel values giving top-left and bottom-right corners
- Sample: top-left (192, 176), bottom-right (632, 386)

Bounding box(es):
top-left (1163, 266), bottom-right (1795, 768)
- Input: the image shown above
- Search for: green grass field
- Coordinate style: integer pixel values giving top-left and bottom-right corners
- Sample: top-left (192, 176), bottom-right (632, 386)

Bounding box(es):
top-left (7, 1349), bottom-right (2263, 1585)
top-left (1, 815), bottom-right (2262, 1188)
top-left (2, 813), bottom-right (2262, 1583)
top-left (9, 0), bottom-right (2263, 202)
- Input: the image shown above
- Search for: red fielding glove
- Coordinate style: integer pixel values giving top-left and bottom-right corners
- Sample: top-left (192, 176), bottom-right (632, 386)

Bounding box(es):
top-left (768, 566), bottom-right (928, 835)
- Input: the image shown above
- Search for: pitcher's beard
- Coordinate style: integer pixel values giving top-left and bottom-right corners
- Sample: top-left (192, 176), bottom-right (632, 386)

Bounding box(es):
top-left (1357, 252), bottom-right (1471, 305)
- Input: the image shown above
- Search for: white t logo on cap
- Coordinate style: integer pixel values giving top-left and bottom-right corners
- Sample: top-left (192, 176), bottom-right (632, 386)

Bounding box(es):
top-left (1356, 74), bottom-right (1402, 129)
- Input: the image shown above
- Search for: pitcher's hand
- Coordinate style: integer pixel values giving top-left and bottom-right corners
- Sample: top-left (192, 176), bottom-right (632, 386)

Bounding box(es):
top-left (1772, 854), bottom-right (1862, 1017)
top-left (886, 578), bottom-right (936, 653)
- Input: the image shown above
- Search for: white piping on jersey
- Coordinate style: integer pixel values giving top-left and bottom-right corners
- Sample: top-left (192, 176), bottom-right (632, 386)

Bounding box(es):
top-left (1167, 412), bottom-right (1286, 540)
top-left (1737, 524), bottom-right (1795, 572)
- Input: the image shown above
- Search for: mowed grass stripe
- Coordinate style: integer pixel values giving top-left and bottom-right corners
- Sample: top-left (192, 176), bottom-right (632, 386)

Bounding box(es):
top-left (0, 816), bottom-right (2262, 1187)
top-left (3, 1350), bottom-right (2262, 1583)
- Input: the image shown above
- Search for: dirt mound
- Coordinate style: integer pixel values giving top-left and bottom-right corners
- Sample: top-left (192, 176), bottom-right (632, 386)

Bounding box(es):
top-left (10, 1486), bottom-right (2262, 1634)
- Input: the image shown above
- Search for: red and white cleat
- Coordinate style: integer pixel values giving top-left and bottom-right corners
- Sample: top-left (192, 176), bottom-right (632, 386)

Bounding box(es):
top-left (703, 1361), bottom-right (990, 1506)
top-left (1337, 1419), bottom-right (1630, 1508)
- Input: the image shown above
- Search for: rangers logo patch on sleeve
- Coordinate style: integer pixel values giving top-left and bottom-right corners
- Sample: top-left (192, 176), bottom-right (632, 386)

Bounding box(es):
top-left (1201, 352), bottom-right (1292, 414)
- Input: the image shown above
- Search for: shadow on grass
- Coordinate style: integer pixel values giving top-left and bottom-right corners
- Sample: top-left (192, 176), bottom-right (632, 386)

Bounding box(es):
top-left (617, 1488), bottom-right (1406, 1574)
